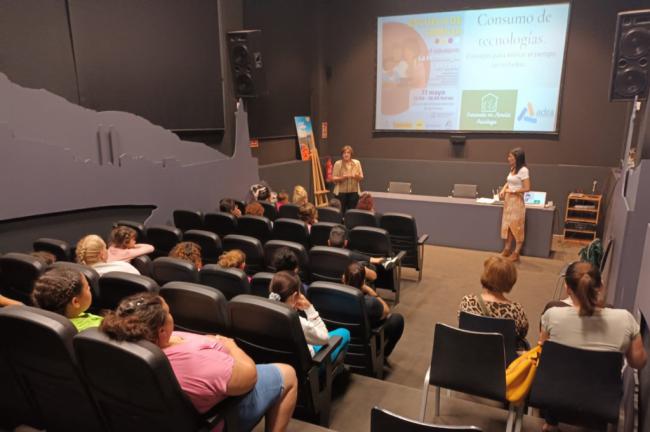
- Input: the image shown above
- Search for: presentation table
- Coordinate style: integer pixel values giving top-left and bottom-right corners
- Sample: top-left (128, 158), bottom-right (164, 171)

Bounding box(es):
top-left (370, 191), bottom-right (557, 258)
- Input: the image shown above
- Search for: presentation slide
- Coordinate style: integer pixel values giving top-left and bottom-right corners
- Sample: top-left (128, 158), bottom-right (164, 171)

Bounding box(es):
top-left (375, 3), bottom-right (570, 133)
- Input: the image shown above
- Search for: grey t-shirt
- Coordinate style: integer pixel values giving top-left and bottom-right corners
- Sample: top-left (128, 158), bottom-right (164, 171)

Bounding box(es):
top-left (541, 306), bottom-right (640, 353)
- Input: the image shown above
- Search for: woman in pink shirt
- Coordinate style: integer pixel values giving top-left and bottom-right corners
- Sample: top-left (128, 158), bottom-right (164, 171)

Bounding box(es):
top-left (106, 226), bottom-right (154, 263)
top-left (100, 293), bottom-right (297, 432)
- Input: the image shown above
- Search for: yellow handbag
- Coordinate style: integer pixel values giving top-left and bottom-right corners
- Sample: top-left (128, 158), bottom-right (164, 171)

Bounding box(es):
top-left (505, 344), bottom-right (542, 405)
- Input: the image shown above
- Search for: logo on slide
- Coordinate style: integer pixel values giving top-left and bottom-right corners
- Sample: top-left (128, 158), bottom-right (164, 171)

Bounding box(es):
top-left (481, 94), bottom-right (498, 113)
top-left (517, 103), bottom-right (555, 124)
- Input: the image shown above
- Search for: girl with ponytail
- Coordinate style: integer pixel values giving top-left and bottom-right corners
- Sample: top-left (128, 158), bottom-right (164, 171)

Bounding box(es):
top-left (539, 261), bottom-right (647, 431)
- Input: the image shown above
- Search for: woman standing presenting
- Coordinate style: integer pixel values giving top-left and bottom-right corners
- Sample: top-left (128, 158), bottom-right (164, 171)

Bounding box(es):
top-left (499, 148), bottom-right (530, 262)
top-left (332, 145), bottom-right (364, 213)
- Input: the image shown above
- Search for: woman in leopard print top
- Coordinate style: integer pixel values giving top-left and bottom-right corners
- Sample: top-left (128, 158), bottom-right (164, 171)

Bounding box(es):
top-left (458, 256), bottom-right (529, 341)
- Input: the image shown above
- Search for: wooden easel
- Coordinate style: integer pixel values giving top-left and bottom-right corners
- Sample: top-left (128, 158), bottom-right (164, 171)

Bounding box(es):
top-left (308, 134), bottom-right (328, 207)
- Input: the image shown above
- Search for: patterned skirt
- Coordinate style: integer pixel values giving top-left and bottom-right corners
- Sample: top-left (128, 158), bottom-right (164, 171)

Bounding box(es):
top-left (501, 193), bottom-right (526, 242)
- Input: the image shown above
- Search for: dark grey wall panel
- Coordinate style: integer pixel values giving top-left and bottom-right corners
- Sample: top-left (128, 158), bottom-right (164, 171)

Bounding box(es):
top-left (0, 0), bottom-right (79, 103)
top-left (68, 0), bottom-right (224, 131)
top-left (319, 0), bottom-right (642, 167)
top-left (0, 206), bottom-right (153, 254)
top-left (243, 0), bottom-right (314, 138)
top-left (357, 158), bottom-right (614, 234)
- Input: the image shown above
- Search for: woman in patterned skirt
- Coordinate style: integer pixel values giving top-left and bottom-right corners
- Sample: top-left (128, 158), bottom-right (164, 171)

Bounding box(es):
top-left (458, 256), bottom-right (529, 348)
top-left (499, 147), bottom-right (530, 262)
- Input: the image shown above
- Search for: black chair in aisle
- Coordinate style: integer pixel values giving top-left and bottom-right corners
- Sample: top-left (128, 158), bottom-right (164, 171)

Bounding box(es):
top-left (371, 407), bottom-right (482, 432)
top-left (458, 311), bottom-right (528, 366)
top-left (419, 323), bottom-right (520, 432)
top-left (528, 341), bottom-right (624, 431)
top-left (380, 213), bottom-right (429, 281)
top-left (160, 281), bottom-right (230, 336)
top-left (345, 209), bottom-right (379, 229)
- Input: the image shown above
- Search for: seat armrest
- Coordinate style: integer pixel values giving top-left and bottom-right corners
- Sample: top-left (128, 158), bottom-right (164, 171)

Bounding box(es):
top-left (201, 393), bottom-right (246, 430)
top-left (418, 234), bottom-right (429, 244)
top-left (394, 250), bottom-right (407, 263)
top-left (312, 335), bottom-right (342, 365)
top-left (371, 321), bottom-right (387, 336)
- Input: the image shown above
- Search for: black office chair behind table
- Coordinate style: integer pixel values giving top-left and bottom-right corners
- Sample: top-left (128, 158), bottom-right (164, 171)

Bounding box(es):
top-left (229, 295), bottom-right (341, 426)
top-left (74, 328), bottom-right (242, 432)
top-left (0, 306), bottom-right (105, 431)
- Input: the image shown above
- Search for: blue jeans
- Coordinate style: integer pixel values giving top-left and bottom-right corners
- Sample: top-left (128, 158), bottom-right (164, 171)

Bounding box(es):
top-left (237, 364), bottom-right (283, 431)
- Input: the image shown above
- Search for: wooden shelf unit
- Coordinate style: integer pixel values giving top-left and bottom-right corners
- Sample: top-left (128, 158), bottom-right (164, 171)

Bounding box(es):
top-left (563, 193), bottom-right (601, 244)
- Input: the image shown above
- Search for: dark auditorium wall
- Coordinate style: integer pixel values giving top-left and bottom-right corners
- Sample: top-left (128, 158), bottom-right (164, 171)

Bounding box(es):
top-left (318, 0), bottom-right (642, 167)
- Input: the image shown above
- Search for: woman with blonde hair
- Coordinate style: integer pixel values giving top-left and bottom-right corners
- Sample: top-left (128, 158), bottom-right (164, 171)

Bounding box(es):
top-left (332, 145), bottom-right (363, 213)
top-left (292, 185), bottom-right (308, 207)
top-left (458, 255), bottom-right (528, 346)
top-left (76, 234), bottom-right (139, 276)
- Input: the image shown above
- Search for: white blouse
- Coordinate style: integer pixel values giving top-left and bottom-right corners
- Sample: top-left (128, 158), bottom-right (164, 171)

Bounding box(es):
top-left (506, 167), bottom-right (529, 192)
top-left (299, 305), bottom-right (330, 355)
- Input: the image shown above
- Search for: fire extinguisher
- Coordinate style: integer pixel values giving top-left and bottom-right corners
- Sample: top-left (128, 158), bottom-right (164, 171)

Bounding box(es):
top-left (325, 157), bottom-right (333, 183)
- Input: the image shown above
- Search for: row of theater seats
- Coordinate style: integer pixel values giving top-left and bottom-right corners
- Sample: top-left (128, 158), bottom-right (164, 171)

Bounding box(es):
top-left (0, 278), bottom-right (391, 429)
top-left (167, 207), bottom-right (428, 279)
top-left (174, 203), bottom-right (342, 226)
top-left (421, 319), bottom-right (625, 431)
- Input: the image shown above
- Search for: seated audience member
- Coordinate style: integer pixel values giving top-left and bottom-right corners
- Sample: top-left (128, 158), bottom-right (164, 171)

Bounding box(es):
top-left (169, 241), bottom-right (203, 270)
top-left (298, 203), bottom-right (318, 229)
top-left (76, 234), bottom-right (140, 276)
top-left (218, 249), bottom-right (246, 272)
top-left (328, 225), bottom-right (392, 282)
top-left (100, 293), bottom-right (297, 432)
top-left (292, 186), bottom-right (308, 206)
top-left (30, 251), bottom-right (57, 266)
top-left (250, 182), bottom-right (276, 204)
top-left (328, 198), bottom-right (342, 210)
top-left (356, 192), bottom-right (382, 223)
top-left (219, 198), bottom-right (242, 218)
top-left (458, 256), bottom-right (529, 348)
top-left (0, 295), bottom-right (23, 307)
top-left (276, 191), bottom-right (289, 210)
top-left (539, 261), bottom-right (647, 431)
top-left (245, 201), bottom-right (265, 217)
top-left (272, 247), bottom-right (308, 293)
top-left (343, 262), bottom-right (404, 359)
top-left (31, 267), bottom-right (102, 331)
top-left (107, 226), bottom-right (154, 262)
top-left (269, 271), bottom-right (349, 362)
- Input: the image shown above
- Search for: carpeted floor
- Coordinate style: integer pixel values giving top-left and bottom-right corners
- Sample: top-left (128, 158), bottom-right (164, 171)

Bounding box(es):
top-left (256, 238), bottom-right (593, 432)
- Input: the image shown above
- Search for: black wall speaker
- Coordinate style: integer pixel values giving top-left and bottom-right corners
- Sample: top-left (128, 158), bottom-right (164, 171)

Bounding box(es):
top-left (227, 30), bottom-right (266, 98)
top-left (610, 10), bottom-right (650, 101)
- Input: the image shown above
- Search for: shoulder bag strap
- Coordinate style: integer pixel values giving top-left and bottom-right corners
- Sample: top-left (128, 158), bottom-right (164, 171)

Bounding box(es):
top-left (476, 294), bottom-right (492, 317)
